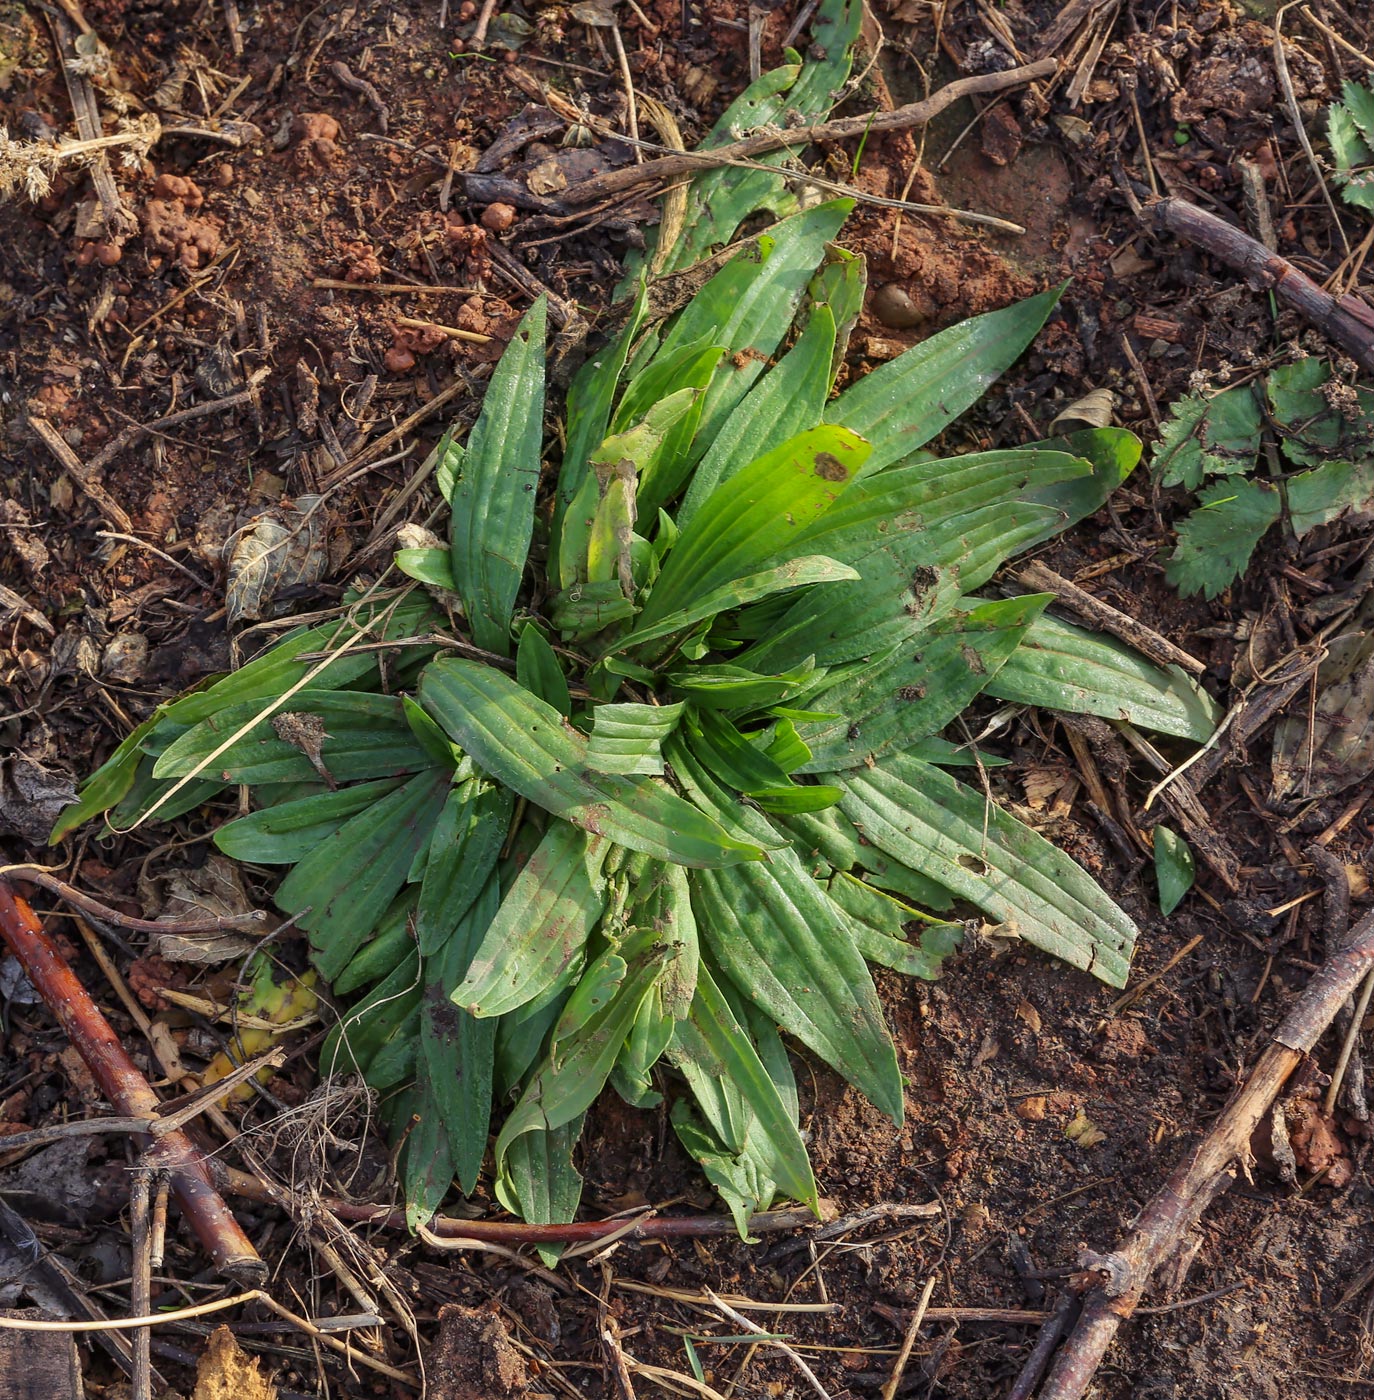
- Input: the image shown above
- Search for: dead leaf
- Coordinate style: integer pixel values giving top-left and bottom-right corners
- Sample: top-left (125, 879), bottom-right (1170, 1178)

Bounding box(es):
top-left (1050, 387), bottom-right (1115, 432)
top-left (154, 855), bottom-right (262, 964)
top-left (272, 712), bottom-right (336, 788)
top-left (1272, 621), bottom-right (1374, 802)
top-left (1065, 1107), bottom-right (1107, 1148)
top-left (224, 494), bottom-right (329, 624)
top-left (0, 754), bottom-right (76, 844)
top-left (194, 1326), bottom-right (277, 1400)
top-left (1015, 997), bottom-right (1042, 1034)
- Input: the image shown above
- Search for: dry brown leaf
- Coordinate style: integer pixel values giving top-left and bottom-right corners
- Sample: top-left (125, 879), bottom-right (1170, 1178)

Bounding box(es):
top-left (224, 494), bottom-right (329, 624)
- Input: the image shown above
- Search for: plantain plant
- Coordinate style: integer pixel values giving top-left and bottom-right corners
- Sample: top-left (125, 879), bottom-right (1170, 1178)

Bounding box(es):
top-left (55, 2), bottom-right (1219, 1235)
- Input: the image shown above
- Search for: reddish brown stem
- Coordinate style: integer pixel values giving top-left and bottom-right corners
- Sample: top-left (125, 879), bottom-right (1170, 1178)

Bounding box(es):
top-left (1034, 907), bottom-right (1374, 1400)
top-left (1150, 198), bottom-right (1374, 373)
top-left (0, 879), bottom-right (266, 1285)
top-left (222, 1165), bottom-right (821, 1244)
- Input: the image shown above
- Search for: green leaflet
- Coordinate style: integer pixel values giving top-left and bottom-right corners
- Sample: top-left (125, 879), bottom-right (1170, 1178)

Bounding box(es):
top-left (833, 753), bottom-right (1137, 988)
top-left (152, 692), bottom-right (434, 786)
top-left (613, 556), bottom-right (859, 661)
top-left (213, 778), bottom-right (408, 863)
top-left (985, 613), bottom-right (1220, 742)
top-left (668, 660), bottom-right (822, 712)
top-left (586, 702), bottom-right (686, 776)
top-left (669, 963), bottom-right (817, 1218)
top-left (275, 767), bottom-right (451, 981)
top-left (451, 821), bottom-right (609, 1018)
top-left (449, 296), bottom-right (547, 655)
top-left (651, 201), bottom-right (855, 467)
top-left (1152, 383), bottom-right (1262, 490)
top-left (421, 874), bottom-right (500, 1194)
top-left (516, 624), bottom-right (572, 718)
top-left (417, 779), bottom-right (513, 956)
top-left (403, 1082), bottom-right (457, 1229)
top-left (635, 425), bottom-right (869, 633)
top-left (670, 746), bottom-right (902, 1121)
top-left (420, 658), bottom-right (767, 866)
top-left (794, 594), bottom-right (1049, 771)
top-left (824, 284), bottom-right (1063, 477)
top-left (1153, 826), bottom-right (1195, 916)
top-left (333, 891), bottom-right (418, 996)
top-left (826, 872), bottom-right (962, 980)
top-left (493, 930), bottom-right (665, 1167)
top-left (683, 709), bottom-right (840, 813)
top-left (678, 303), bottom-right (837, 525)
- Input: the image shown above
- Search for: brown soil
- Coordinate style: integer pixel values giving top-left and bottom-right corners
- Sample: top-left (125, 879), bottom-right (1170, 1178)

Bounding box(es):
top-left (3, 0), bottom-right (1374, 1397)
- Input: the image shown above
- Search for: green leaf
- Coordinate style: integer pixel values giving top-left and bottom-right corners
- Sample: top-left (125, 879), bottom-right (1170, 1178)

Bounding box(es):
top-left (794, 594), bottom-right (1048, 771)
top-left (333, 891), bottom-right (418, 996)
top-left (651, 201), bottom-right (854, 468)
top-left (213, 778), bottom-right (407, 863)
top-left (668, 660), bottom-right (822, 712)
top-left (826, 873), bottom-right (963, 980)
top-left (321, 950), bottom-right (422, 1079)
top-left (494, 1116), bottom-right (585, 1260)
top-left (985, 613), bottom-right (1221, 742)
top-left (669, 963), bottom-right (817, 1215)
top-left (451, 820), bottom-right (609, 1017)
top-left (1164, 478), bottom-right (1281, 599)
top-left (449, 296), bottom-right (547, 654)
top-left (1153, 826), bottom-right (1195, 916)
top-left (420, 658), bottom-right (768, 866)
top-left (395, 548), bottom-right (456, 591)
top-left (1151, 385), bottom-right (1262, 490)
top-left (614, 556), bottom-right (859, 660)
top-left (833, 753), bottom-right (1137, 987)
top-left (683, 709), bottom-right (840, 813)
top-left (276, 767), bottom-right (451, 981)
top-left (516, 623), bottom-right (572, 717)
top-left (1330, 82), bottom-right (1374, 211)
top-left (669, 746), bottom-right (901, 1120)
top-left (824, 284), bottom-right (1063, 477)
top-left (635, 425), bottom-right (870, 634)
top-left (586, 702), bottom-right (686, 776)
top-left (552, 279), bottom-right (648, 583)
top-left (417, 778), bottom-right (513, 955)
top-left (493, 931), bottom-right (665, 1164)
top-left (1288, 459), bottom-right (1374, 536)
top-left (1267, 360), bottom-right (1374, 466)
top-left (51, 713), bottom-right (165, 843)
top-left (421, 874), bottom-right (500, 1193)
top-left (403, 1082), bottom-right (457, 1228)
top-left (678, 303), bottom-right (837, 525)
top-left (153, 692), bottom-right (436, 786)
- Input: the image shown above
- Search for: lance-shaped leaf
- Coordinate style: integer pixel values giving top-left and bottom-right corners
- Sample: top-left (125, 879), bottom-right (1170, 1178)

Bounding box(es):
top-left (493, 932), bottom-right (665, 1166)
top-left (495, 1116), bottom-right (585, 1258)
top-left (684, 708), bottom-right (840, 813)
top-left (826, 873), bottom-right (962, 980)
top-left (449, 296), bottom-right (547, 655)
top-left (586, 701), bottom-right (686, 776)
top-left (333, 890), bottom-right (419, 996)
top-left (275, 767), bottom-right (451, 981)
top-left (452, 820), bottom-right (609, 1018)
top-left (421, 658), bottom-right (768, 865)
top-left (834, 753), bottom-right (1137, 987)
top-left (153, 692), bottom-right (435, 786)
top-left (422, 874), bottom-right (500, 1193)
top-left (635, 425), bottom-right (870, 634)
top-left (403, 1083), bottom-right (456, 1229)
top-left (669, 963), bottom-right (817, 1212)
top-left (672, 742), bottom-right (902, 1121)
top-left (213, 777), bottom-right (407, 863)
top-left (825, 284), bottom-right (1063, 476)
top-left (794, 594), bottom-right (1049, 771)
top-left (985, 613), bottom-right (1220, 742)
top-left (417, 778), bottom-right (513, 956)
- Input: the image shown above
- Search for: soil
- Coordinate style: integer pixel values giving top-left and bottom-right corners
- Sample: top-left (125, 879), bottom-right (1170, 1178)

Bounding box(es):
top-left (3, 0), bottom-right (1374, 1397)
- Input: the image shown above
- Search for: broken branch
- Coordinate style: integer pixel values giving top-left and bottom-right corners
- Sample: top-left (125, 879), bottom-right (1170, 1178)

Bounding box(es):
top-left (1150, 197), bottom-right (1374, 373)
top-left (0, 879), bottom-right (267, 1285)
top-left (1032, 905), bottom-right (1374, 1400)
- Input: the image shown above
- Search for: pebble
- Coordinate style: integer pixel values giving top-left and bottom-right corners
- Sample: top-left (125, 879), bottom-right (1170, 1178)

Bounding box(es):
top-left (872, 283), bottom-right (925, 329)
top-left (383, 346), bottom-right (417, 373)
top-left (481, 203), bottom-right (516, 232)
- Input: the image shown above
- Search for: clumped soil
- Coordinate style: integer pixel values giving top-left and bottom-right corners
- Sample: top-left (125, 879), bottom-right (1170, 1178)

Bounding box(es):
top-left (3, 0), bottom-right (1374, 1396)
